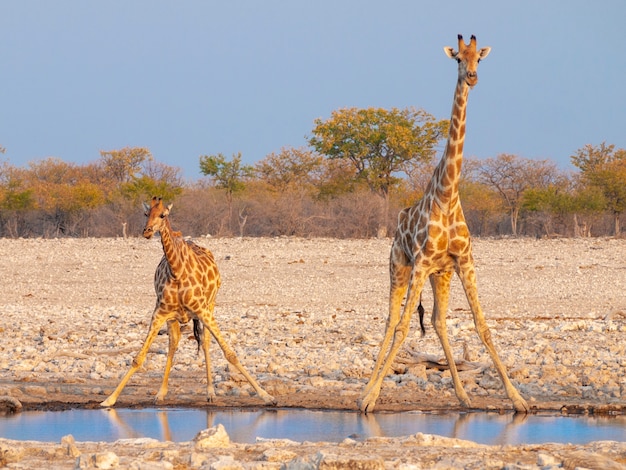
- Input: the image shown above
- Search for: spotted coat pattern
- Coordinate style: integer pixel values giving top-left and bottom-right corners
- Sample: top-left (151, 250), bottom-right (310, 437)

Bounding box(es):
top-left (101, 197), bottom-right (276, 407)
top-left (358, 35), bottom-right (529, 414)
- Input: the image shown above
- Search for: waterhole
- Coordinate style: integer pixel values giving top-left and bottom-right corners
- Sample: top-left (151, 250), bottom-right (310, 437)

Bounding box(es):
top-left (1, 408), bottom-right (624, 444)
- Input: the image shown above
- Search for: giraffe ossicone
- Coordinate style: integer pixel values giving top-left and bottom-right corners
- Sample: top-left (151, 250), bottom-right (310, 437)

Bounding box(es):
top-left (357, 35), bottom-right (529, 414)
top-left (100, 196), bottom-right (276, 407)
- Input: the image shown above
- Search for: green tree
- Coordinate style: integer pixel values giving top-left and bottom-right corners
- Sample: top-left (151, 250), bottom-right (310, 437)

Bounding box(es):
top-left (309, 107), bottom-right (448, 233)
top-left (120, 160), bottom-right (184, 205)
top-left (309, 107), bottom-right (448, 198)
top-left (120, 175), bottom-right (183, 205)
top-left (199, 152), bottom-right (254, 232)
top-left (571, 142), bottom-right (626, 236)
top-left (523, 180), bottom-right (605, 237)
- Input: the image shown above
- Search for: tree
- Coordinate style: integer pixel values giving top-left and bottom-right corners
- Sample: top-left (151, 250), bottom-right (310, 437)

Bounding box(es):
top-left (26, 158), bottom-right (106, 236)
top-left (309, 107), bottom-right (448, 234)
top-left (309, 107), bottom-right (448, 198)
top-left (255, 147), bottom-right (323, 193)
top-left (571, 142), bottom-right (626, 236)
top-left (0, 161), bottom-right (35, 237)
top-left (99, 147), bottom-right (153, 184)
top-left (474, 154), bottom-right (559, 235)
top-left (120, 160), bottom-right (184, 205)
top-left (199, 152), bottom-right (254, 233)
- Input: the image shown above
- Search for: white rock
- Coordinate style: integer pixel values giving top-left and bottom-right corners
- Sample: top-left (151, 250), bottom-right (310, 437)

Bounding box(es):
top-left (194, 424), bottom-right (231, 449)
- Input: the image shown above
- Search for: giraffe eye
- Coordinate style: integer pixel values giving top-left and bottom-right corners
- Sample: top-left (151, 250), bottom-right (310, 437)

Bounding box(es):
top-left (160, 213), bottom-right (166, 219)
top-left (456, 58), bottom-right (461, 64)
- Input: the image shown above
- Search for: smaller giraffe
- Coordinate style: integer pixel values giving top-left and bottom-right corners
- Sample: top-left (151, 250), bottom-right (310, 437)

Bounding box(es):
top-left (100, 197), bottom-right (276, 407)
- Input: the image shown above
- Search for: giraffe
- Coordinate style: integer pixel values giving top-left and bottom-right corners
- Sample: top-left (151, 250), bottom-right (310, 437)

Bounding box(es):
top-left (100, 196), bottom-right (276, 407)
top-left (357, 35), bottom-right (529, 414)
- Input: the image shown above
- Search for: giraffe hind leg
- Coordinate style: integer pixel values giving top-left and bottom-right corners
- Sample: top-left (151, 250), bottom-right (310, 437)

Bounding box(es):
top-left (194, 318), bottom-right (216, 402)
top-left (200, 308), bottom-right (276, 406)
top-left (457, 261), bottom-right (529, 413)
top-left (430, 271), bottom-right (471, 408)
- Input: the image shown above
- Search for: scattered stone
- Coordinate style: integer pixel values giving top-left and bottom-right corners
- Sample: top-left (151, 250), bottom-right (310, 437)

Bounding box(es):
top-left (0, 396), bottom-right (22, 413)
top-left (194, 424), bottom-right (231, 450)
top-left (561, 450), bottom-right (625, 470)
top-left (61, 434), bottom-right (80, 458)
top-left (1, 238), bottom-right (626, 468)
top-left (536, 452), bottom-right (560, 466)
top-left (314, 451), bottom-right (385, 470)
top-left (76, 451), bottom-right (119, 469)
top-left (262, 448), bottom-right (298, 462)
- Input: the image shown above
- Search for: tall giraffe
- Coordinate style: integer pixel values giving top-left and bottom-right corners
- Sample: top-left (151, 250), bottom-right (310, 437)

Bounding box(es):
top-left (358, 35), bottom-right (529, 413)
top-left (100, 197), bottom-right (276, 407)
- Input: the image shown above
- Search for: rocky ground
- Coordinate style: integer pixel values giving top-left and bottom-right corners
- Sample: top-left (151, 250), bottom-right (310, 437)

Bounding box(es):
top-left (0, 236), bottom-right (625, 468)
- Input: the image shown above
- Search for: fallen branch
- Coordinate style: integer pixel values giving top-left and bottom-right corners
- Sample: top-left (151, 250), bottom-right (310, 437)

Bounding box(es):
top-left (396, 350), bottom-right (489, 372)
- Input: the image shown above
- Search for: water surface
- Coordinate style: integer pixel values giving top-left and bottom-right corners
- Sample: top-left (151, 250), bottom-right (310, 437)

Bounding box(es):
top-left (1, 408), bottom-right (624, 445)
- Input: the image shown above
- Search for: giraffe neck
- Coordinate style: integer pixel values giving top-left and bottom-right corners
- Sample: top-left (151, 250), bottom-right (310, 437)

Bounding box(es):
top-left (159, 218), bottom-right (185, 278)
top-left (430, 77), bottom-right (470, 208)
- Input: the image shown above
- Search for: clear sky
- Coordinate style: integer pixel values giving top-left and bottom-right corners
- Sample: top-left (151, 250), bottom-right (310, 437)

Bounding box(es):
top-left (2, 1), bottom-right (624, 180)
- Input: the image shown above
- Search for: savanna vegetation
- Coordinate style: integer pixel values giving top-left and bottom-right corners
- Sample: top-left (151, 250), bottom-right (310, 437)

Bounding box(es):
top-left (0, 107), bottom-right (624, 239)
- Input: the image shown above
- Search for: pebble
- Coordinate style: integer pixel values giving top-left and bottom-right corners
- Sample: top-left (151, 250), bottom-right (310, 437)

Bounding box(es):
top-left (0, 237), bottom-right (625, 468)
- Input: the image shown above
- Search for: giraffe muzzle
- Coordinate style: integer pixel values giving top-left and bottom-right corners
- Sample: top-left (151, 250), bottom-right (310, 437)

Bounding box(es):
top-left (465, 72), bottom-right (478, 87)
top-left (143, 227), bottom-right (154, 239)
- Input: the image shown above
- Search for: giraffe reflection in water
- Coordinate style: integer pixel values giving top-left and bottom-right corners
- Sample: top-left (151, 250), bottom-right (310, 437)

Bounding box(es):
top-left (101, 407), bottom-right (534, 444)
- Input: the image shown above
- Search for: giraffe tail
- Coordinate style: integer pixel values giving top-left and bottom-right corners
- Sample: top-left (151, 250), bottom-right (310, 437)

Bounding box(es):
top-left (193, 319), bottom-right (203, 353)
top-left (418, 295), bottom-right (426, 337)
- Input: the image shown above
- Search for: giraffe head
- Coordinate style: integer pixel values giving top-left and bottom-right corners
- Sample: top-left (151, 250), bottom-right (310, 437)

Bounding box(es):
top-left (444, 34), bottom-right (491, 88)
top-left (142, 196), bottom-right (172, 239)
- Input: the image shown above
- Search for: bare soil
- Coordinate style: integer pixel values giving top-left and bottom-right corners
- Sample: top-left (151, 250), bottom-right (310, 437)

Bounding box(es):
top-left (1, 236), bottom-right (625, 468)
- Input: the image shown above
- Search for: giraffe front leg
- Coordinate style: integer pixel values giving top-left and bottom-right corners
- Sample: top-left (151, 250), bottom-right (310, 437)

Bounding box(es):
top-left (430, 272), bottom-right (471, 408)
top-left (358, 278), bottom-right (406, 408)
top-left (360, 260), bottom-right (411, 401)
top-left (100, 312), bottom-right (168, 407)
top-left (155, 320), bottom-right (181, 403)
top-left (358, 268), bottom-right (426, 414)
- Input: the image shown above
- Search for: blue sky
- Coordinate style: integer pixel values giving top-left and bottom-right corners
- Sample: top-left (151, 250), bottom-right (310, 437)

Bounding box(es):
top-left (2, 1), bottom-right (624, 180)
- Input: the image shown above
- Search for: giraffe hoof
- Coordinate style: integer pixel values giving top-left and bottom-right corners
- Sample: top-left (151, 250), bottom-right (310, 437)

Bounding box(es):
top-left (256, 389), bottom-right (277, 406)
top-left (100, 397), bottom-right (116, 408)
top-left (262, 394), bottom-right (277, 406)
top-left (459, 397), bottom-right (472, 408)
top-left (513, 398), bottom-right (530, 414)
top-left (357, 397), bottom-right (375, 414)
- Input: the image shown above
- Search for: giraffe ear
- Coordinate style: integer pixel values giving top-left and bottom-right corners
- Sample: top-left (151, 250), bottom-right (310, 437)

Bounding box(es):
top-left (142, 202), bottom-right (151, 213)
top-left (164, 204), bottom-right (173, 216)
top-left (444, 46), bottom-right (457, 59)
top-left (478, 47), bottom-right (491, 60)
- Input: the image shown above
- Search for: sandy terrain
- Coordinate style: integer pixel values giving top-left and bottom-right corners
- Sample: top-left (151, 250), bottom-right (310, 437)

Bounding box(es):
top-left (0, 236), bottom-right (625, 468)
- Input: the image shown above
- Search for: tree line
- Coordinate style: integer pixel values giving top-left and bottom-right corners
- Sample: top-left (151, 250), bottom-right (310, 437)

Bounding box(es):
top-left (0, 107), bottom-right (624, 239)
